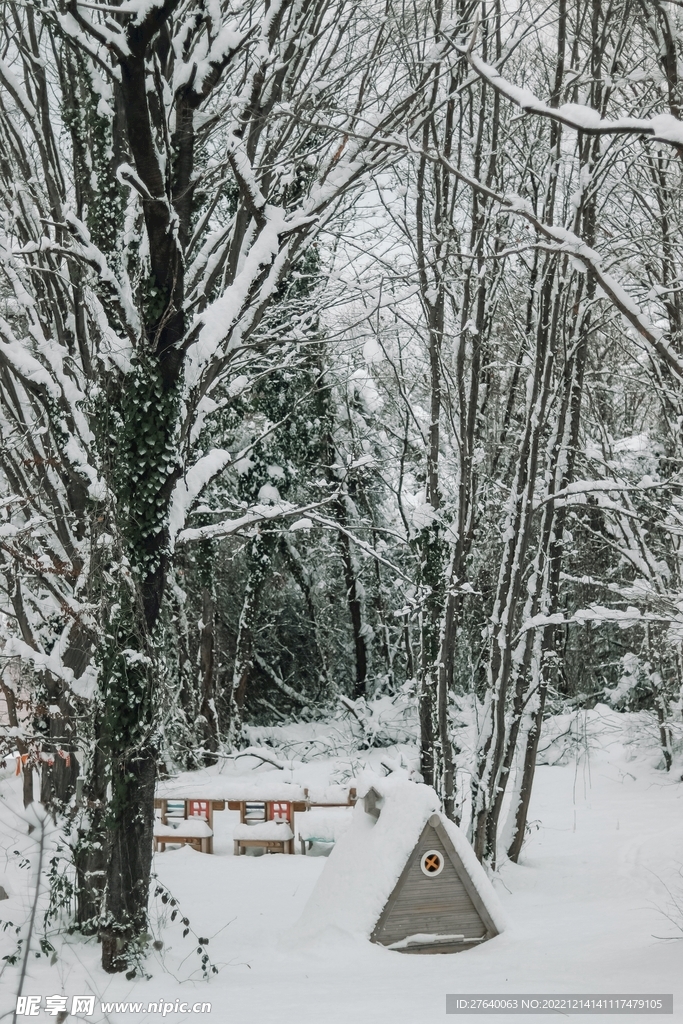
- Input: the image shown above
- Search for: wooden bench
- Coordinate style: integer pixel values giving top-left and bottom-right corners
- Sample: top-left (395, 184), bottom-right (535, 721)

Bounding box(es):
top-left (233, 830), bottom-right (294, 855)
top-left (154, 818), bottom-right (213, 854)
top-left (229, 799), bottom-right (304, 855)
top-left (235, 842), bottom-right (290, 855)
top-left (153, 798), bottom-right (225, 855)
top-left (228, 789), bottom-right (358, 856)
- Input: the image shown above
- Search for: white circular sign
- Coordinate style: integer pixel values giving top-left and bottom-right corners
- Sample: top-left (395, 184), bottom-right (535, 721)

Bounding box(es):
top-left (420, 849), bottom-right (444, 876)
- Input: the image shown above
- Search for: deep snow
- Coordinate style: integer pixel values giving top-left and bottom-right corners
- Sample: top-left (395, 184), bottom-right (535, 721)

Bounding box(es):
top-left (293, 774), bottom-right (505, 941)
top-left (0, 709), bottom-right (682, 1023)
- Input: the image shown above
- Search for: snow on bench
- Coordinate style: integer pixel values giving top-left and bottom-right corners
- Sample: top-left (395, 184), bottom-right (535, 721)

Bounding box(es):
top-left (233, 821), bottom-right (294, 841)
top-left (154, 815), bottom-right (214, 855)
top-left (233, 819), bottom-right (294, 855)
top-left (155, 818), bottom-right (213, 838)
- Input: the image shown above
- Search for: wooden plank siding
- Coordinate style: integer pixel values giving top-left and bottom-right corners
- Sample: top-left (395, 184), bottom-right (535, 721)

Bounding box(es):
top-left (371, 820), bottom-right (496, 955)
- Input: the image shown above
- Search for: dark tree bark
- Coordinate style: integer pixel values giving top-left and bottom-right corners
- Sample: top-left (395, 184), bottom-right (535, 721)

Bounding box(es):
top-left (337, 513), bottom-right (370, 700)
top-left (198, 587), bottom-right (219, 759)
top-left (229, 533), bottom-right (276, 740)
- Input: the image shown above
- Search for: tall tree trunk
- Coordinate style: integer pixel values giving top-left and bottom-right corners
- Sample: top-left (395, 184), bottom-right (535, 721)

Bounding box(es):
top-left (505, 0), bottom-right (607, 861)
top-left (334, 495), bottom-right (371, 699)
top-left (228, 533), bottom-right (275, 742)
top-left (74, 742), bottom-right (108, 931)
top-left (413, 2), bottom-right (502, 816)
top-left (198, 587), bottom-right (219, 760)
top-left (281, 535), bottom-right (334, 699)
top-left (100, 749), bottom-right (156, 970)
top-left (506, 668), bottom-right (548, 863)
top-left (92, 339), bottom-right (185, 971)
top-left (470, 254), bottom-right (560, 864)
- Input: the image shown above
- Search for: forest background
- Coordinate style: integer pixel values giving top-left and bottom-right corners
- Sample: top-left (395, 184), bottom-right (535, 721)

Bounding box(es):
top-left (1, 0), bottom-right (683, 976)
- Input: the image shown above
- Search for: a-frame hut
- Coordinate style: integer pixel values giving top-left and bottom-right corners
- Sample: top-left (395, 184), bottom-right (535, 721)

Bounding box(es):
top-left (293, 774), bottom-right (505, 954)
top-left (370, 806), bottom-right (499, 952)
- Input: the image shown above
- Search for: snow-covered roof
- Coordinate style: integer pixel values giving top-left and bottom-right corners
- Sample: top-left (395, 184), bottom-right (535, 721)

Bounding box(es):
top-left (157, 775), bottom-right (307, 801)
top-left (292, 773), bottom-right (505, 941)
top-left (437, 816), bottom-right (506, 934)
top-left (156, 766), bottom-right (353, 805)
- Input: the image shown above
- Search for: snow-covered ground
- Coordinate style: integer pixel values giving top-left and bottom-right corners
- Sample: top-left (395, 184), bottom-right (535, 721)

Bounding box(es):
top-left (1, 708), bottom-right (682, 1023)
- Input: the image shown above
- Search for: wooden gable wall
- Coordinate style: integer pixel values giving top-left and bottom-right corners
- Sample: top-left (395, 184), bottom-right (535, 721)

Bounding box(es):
top-left (371, 818), bottom-right (497, 954)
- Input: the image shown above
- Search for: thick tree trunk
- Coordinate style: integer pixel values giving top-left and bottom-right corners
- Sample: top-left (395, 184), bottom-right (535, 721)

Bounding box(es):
top-left (22, 760), bottom-right (34, 808)
top-left (74, 743), bottom-right (108, 931)
top-left (100, 748), bottom-right (156, 972)
top-left (39, 682), bottom-right (80, 811)
top-left (95, 346), bottom-right (183, 970)
top-left (99, 634), bottom-right (159, 971)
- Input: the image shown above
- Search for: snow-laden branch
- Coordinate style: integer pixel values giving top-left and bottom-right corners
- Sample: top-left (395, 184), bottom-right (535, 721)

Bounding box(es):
top-left (465, 51), bottom-right (683, 149)
top-left (60, 5), bottom-right (131, 60)
top-left (537, 478), bottom-right (673, 507)
top-left (55, 12), bottom-right (122, 76)
top-left (175, 499), bottom-right (331, 545)
top-left (415, 145), bottom-right (683, 383)
top-left (517, 604), bottom-right (678, 639)
top-left (116, 163), bottom-right (157, 203)
top-left (168, 448), bottom-right (233, 546)
top-left (0, 319), bottom-right (61, 399)
top-left (65, 212), bottom-right (141, 337)
top-left (0, 56), bottom-right (39, 127)
top-left (184, 22), bottom-right (254, 102)
top-left (4, 637), bottom-right (74, 686)
top-left (222, 745), bottom-right (306, 770)
top-left (184, 206), bottom-right (299, 386)
top-left (306, 512), bottom-right (413, 582)
top-left (253, 654), bottom-right (310, 708)
top-left (513, 215), bottom-right (683, 378)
